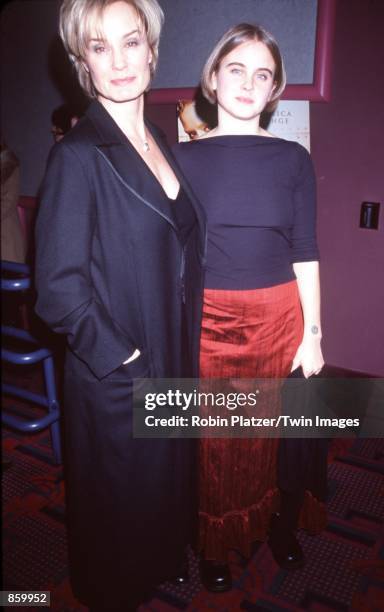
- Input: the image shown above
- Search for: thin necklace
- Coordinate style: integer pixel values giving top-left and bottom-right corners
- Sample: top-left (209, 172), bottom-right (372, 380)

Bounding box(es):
top-left (141, 128), bottom-right (150, 152)
top-left (126, 130), bottom-right (150, 152)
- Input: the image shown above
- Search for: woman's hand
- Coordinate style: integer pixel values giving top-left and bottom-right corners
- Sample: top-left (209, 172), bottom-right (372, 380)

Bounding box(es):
top-left (291, 336), bottom-right (324, 378)
top-left (123, 349), bottom-right (141, 365)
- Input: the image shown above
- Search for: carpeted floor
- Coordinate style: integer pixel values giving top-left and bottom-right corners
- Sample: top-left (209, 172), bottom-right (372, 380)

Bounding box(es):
top-left (2, 364), bottom-right (384, 611)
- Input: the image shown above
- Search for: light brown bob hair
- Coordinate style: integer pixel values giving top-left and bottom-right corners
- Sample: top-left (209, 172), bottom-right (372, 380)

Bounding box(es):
top-left (59, 0), bottom-right (164, 97)
top-left (201, 23), bottom-right (286, 113)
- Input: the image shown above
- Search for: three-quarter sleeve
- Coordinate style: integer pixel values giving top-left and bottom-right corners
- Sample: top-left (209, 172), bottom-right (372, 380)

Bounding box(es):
top-left (35, 142), bottom-right (136, 379)
top-left (290, 147), bottom-right (320, 263)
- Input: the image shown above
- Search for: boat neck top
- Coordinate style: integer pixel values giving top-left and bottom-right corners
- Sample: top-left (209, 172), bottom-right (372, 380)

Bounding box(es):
top-left (173, 137), bottom-right (319, 290)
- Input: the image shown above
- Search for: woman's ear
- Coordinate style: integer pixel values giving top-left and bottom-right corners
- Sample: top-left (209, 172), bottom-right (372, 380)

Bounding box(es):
top-left (268, 81), bottom-right (277, 101)
top-left (211, 71), bottom-right (217, 92)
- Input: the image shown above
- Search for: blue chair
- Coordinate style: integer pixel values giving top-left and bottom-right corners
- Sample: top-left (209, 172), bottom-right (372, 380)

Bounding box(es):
top-left (1, 260), bottom-right (62, 464)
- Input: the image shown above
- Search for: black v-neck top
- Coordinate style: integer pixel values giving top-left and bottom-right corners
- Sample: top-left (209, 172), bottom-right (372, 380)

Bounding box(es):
top-left (173, 136), bottom-right (319, 290)
top-left (170, 187), bottom-right (197, 246)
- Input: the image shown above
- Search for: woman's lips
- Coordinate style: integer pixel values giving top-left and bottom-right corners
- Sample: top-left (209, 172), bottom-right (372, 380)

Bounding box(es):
top-left (235, 96), bottom-right (254, 104)
top-left (110, 77), bottom-right (136, 86)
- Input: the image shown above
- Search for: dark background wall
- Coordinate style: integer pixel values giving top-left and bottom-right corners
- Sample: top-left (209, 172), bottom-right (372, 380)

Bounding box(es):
top-left (1, 0), bottom-right (383, 375)
top-left (153, 0), bottom-right (317, 88)
top-left (1, 0), bottom-right (87, 195)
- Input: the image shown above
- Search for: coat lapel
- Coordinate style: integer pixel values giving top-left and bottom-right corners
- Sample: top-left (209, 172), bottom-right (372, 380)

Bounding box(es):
top-left (86, 100), bottom-right (177, 230)
top-left (86, 100), bottom-right (206, 261)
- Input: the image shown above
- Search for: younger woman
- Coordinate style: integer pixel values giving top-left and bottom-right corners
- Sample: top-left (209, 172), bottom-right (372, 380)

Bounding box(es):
top-left (174, 23), bottom-right (325, 591)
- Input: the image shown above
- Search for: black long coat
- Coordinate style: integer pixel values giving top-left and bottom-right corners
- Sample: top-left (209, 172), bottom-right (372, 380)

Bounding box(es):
top-left (35, 100), bottom-right (206, 608)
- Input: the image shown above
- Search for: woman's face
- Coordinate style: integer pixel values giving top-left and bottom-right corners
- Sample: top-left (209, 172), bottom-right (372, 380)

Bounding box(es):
top-left (83, 1), bottom-right (152, 105)
top-left (212, 40), bottom-right (276, 123)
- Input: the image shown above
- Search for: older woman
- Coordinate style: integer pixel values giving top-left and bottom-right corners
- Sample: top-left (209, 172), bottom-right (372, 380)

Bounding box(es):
top-left (174, 23), bottom-right (326, 591)
top-left (35, 1), bottom-right (205, 609)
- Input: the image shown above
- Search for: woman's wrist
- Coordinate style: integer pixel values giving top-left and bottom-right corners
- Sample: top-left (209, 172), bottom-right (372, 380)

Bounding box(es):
top-left (303, 325), bottom-right (322, 340)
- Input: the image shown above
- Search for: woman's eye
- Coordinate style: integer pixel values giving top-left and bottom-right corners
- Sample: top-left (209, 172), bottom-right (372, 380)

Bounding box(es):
top-left (126, 39), bottom-right (139, 48)
top-left (94, 45), bottom-right (105, 54)
top-left (257, 73), bottom-right (268, 81)
top-left (230, 68), bottom-right (242, 75)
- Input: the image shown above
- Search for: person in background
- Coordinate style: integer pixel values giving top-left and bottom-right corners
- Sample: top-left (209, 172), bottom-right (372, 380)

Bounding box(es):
top-left (1, 145), bottom-right (25, 471)
top-left (35, 1), bottom-right (205, 609)
top-left (173, 23), bottom-right (325, 592)
top-left (1, 143), bottom-right (25, 263)
top-left (51, 104), bottom-right (79, 142)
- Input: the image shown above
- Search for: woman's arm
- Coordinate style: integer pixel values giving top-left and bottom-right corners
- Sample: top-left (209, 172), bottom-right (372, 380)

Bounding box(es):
top-left (289, 146), bottom-right (324, 378)
top-left (291, 261), bottom-right (324, 378)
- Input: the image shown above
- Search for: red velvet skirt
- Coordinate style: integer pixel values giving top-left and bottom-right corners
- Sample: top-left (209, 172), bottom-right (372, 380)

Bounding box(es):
top-left (199, 280), bottom-right (325, 561)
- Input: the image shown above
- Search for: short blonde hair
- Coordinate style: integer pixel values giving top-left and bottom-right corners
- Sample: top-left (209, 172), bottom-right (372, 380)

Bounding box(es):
top-left (201, 23), bottom-right (286, 113)
top-left (59, 0), bottom-right (164, 97)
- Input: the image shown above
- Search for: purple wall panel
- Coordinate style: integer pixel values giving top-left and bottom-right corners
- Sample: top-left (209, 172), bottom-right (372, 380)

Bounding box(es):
top-left (311, 0), bottom-right (384, 375)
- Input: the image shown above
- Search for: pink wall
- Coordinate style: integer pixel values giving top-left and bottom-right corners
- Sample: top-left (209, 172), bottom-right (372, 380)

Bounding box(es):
top-left (310, 0), bottom-right (384, 375)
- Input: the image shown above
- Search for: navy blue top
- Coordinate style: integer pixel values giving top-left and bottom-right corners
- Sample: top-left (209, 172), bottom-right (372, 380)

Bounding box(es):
top-left (173, 136), bottom-right (319, 290)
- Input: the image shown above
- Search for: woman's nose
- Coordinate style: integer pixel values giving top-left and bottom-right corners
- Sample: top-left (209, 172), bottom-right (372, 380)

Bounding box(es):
top-left (242, 74), bottom-right (254, 90)
top-left (112, 49), bottom-right (127, 70)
